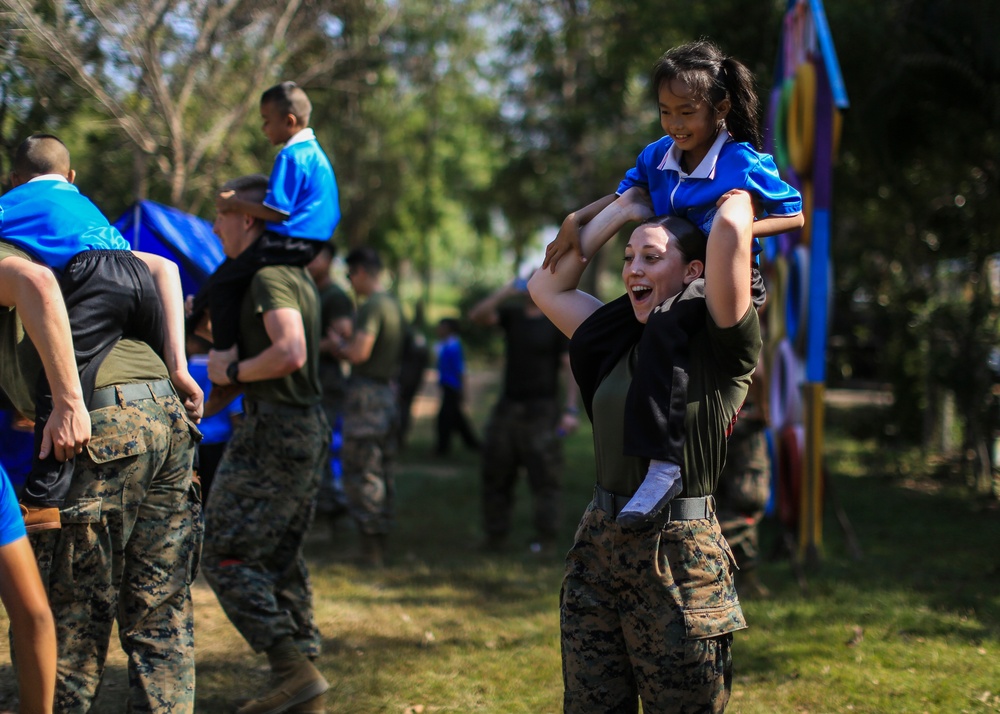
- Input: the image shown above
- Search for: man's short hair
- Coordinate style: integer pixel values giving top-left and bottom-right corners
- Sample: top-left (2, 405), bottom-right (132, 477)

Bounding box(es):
top-left (344, 246), bottom-right (382, 273)
top-left (221, 174), bottom-right (269, 205)
top-left (260, 82), bottom-right (312, 126)
top-left (14, 134), bottom-right (71, 178)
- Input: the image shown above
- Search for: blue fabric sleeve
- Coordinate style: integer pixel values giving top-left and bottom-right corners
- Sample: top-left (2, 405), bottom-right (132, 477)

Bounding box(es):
top-left (745, 154), bottom-right (802, 216)
top-left (0, 464), bottom-right (27, 546)
top-left (263, 152), bottom-right (297, 217)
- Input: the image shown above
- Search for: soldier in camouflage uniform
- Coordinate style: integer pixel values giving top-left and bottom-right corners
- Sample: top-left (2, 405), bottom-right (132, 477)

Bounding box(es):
top-left (331, 246), bottom-right (404, 568)
top-left (468, 280), bottom-right (579, 553)
top-left (201, 175), bottom-right (330, 714)
top-left (0, 238), bottom-right (204, 714)
top-left (307, 241), bottom-right (354, 522)
top-left (530, 198), bottom-right (762, 712)
top-left (716, 350), bottom-right (772, 598)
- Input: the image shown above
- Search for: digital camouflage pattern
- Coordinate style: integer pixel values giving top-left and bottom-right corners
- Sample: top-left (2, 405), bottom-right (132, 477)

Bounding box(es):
top-left (202, 404), bottom-right (328, 656)
top-left (340, 378), bottom-right (398, 536)
top-left (716, 417), bottom-right (771, 572)
top-left (481, 398), bottom-right (563, 544)
top-left (561, 502), bottom-right (744, 714)
top-left (26, 394), bottom-right (201, 714)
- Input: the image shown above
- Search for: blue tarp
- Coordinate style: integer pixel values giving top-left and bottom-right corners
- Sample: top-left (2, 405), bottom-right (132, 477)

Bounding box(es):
top-left (113, 200), bottom-right (225, 299)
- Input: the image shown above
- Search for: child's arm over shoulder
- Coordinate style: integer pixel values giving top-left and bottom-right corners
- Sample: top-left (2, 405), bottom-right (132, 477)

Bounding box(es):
top-left (542, 193), bottom-right (618, 272)
top-left (741, 150), bottom-right (805, 238)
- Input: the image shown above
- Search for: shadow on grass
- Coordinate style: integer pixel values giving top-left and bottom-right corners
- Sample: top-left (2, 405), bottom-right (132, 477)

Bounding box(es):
top-left (741, 397), bottom-right (1000, 669)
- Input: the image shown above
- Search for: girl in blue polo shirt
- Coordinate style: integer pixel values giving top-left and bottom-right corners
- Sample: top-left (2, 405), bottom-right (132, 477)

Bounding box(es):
top-left (543, 40), bottom-right (803, 525)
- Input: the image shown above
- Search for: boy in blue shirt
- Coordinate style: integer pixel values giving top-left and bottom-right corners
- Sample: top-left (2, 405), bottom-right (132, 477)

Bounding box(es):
top-left (0, 134), bottom-right (171, 523)
top-left (434, 318), bottom-right (480, 456)
top-left (195, 81), bottom-right (341, 374)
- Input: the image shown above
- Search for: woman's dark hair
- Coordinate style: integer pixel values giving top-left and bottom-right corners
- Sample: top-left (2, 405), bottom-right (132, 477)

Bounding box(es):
top-left (650, 40), bottom-right (762, 149)
top-left (641, 215), bottom-right (707, 264)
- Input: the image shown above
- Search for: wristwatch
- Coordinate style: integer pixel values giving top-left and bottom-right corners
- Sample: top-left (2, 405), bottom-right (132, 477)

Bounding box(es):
top-left (226, 360), bottom-right (242, 385)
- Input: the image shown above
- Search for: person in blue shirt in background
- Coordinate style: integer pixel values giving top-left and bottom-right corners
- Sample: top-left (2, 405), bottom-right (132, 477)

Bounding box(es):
top-left (185, 333), bottom-right (242, 504)
top-left (196, 81), bottom-right (341, 406)
top-left (0, 461), bottom-right (57, 713)
top-left (542, 40), bottom-right (802, 528)
top-left (0, 406), bottom-right (34, 488)
top-left (434, 317), bottom-right (480, 456)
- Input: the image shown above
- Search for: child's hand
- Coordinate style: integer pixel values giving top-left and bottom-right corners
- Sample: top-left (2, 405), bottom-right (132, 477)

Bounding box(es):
top-left (716, 188), bottom-right (753, 208)
top-left (542, 215), bottom-right (584, 273)
top-left (215, 190), bottom-right (238, 213)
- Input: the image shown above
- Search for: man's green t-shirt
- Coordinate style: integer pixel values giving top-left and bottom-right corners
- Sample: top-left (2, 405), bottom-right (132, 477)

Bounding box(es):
top-left (352, 291), bottom-right (403, 382)
top-left (238, 265), bottom-right (322, 407)
top-left (592, 305), bottom-right (761, 498)
top-left (0, 241), bottom-right (168, 419)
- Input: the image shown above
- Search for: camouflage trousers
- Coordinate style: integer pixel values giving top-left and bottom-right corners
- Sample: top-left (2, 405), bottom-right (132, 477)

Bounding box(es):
top-left (716, 421), bottom-right (771, 572)
top-left (202, 402), bottom-right (329, 655)
top-left (23, 392), bottom-right (201, 714)
top-left (340, 378), bottom-right (398, 536)
top-left (561, 499), bottom-right (745, 714)
top-left (481, 398), bottom-right (563, 543)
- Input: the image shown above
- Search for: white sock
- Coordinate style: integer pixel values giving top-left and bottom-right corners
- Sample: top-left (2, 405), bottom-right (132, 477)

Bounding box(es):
top-left (616, 459), bottom-right (683, 527)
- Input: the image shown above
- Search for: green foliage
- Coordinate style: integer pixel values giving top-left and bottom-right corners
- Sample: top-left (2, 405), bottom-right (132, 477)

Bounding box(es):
top-left (5, 0), bottom-right (1000, 465)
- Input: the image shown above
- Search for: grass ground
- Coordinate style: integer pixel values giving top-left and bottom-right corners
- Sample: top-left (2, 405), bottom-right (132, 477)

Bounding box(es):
top-left (1, 371), bottom-right (999, 713)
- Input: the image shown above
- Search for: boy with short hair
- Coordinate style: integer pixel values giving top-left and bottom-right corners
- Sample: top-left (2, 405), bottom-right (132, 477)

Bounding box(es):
top-left (198, 81), bottom-right (341, 361)
top-left (1, 134), bottom-right (198, 528)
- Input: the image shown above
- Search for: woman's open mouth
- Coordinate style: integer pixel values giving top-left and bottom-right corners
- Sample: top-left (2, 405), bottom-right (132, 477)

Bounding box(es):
top-left (630, 285), bottom-right (653, 304)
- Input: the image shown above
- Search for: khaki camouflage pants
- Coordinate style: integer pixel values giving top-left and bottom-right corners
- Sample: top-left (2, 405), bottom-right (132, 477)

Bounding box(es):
top-left (340, 379), bottom-right (398, 536)
top-left (481, 398), bottom-right (563, 543)
top-left (716, 419), bottom-right (771, 572)
top-left (561, 501), bottom-right (745, 714)
top-left (24, 392), bottom-right (201, 714)
top-left (202, 402), bottom-right (328, 655)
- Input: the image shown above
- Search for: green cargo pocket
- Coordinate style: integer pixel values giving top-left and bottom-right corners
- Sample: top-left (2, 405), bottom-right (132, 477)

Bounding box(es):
top-left (86, 428), bottom-right (149, 463)
top-left (60, 497), bottom-right (103, 525)
top-left (682, 604), bottom-right (747, 641)
top-left (45, 498), bottom-right (112, 605)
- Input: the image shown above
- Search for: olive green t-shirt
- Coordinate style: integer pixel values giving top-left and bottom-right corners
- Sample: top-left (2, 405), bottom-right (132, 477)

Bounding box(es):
top-left (238, 265), bottom-right (321, 406)
top-left (352, 291), bottom-right (403, 382)
top-left (0, 241), bottom-right (167, 419)
top-left (592, 305), bottom-right (761, 498)
top-left (0, 244), bottom-right (41, 416)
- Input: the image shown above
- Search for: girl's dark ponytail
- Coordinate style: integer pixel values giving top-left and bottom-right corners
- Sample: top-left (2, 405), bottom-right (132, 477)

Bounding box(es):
top-left (719, 56), bottom-right (762, 149)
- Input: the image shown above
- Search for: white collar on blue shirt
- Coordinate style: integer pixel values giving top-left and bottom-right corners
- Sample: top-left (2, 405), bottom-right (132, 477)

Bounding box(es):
top-left (27, 173), bottom-right (69, 183)
top-left (284, 127), bottom-right (315, 148)
top-left (656, 128), bottom-right (732, 179)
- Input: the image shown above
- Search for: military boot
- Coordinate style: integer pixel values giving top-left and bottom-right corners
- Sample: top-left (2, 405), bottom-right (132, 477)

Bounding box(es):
top-left (237, 639), bottom-right (329, 714)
